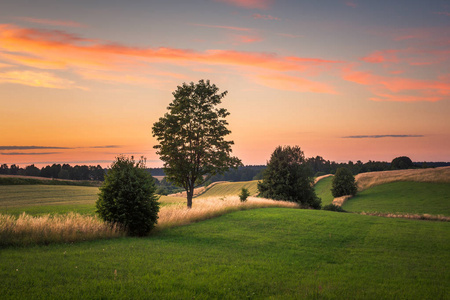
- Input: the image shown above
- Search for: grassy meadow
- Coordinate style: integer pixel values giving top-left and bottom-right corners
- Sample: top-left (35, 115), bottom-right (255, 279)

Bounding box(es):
top-left (1, 208), bottom-right (449, 299)
top-left (196, 180), bottom-right (259, 198)
top-left (314, 176), bottom-right (334, 206)
top-left (342, 181), bottom-right (450, 216)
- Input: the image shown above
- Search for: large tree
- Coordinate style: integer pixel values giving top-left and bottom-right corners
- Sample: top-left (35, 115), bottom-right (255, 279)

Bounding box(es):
top-left (258, 146), bottom-right (321, 209)
top-left (152, 80), bottom-right (242, 208)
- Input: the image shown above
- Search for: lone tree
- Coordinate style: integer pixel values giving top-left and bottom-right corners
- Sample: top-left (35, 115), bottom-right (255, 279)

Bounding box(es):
top-left (331, 167), bottom-right (357, 198)
top-left (152, 80), bottom-right (242, 208)
top-left (391, 156), bottom-right (414, 170)
top-left (96, 155), bottom-right (160, 236)
top-left (258, 146), bottom-right (321, 209)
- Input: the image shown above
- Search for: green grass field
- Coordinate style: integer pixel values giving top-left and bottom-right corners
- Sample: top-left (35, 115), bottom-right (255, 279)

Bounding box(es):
top-left (314, 176), bottom-right (334, 206)
top-left (1, 208), bottom-right (448, 299)
top-left (0, 185), bottom-right (186, 216)
top-left (197, 180), bottom-right (259, 198)
top-left (342, 181), bottom-right (450, 216)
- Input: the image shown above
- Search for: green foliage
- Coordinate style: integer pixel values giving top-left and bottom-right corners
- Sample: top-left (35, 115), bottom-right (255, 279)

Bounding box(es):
top-left (391, 156), bottom-right (414, 169)
top-left (152, 79), bottom-right (242, 208)
top-left (239, 187), bottom-right (250, 202)
top-left (1, 209), bottom-right (449, 299)
top-left (258, 146), bottom-right (321, 209)
top-left (96, 156), bottom-right (160, 236)
top-left (331, 167), bottom-right (357, 197)
top-left (322, 203), bottom-right (347, 212)
top-left (0, 176), bottom-right (100, 186)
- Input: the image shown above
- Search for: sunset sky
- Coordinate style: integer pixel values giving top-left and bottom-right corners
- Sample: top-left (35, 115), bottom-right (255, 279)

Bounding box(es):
top-left (1, 0), bottom-right (449, 168)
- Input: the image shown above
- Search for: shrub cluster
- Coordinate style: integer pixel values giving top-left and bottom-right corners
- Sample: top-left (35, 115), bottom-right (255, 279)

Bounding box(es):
top-left (331, 167), bottom-right (357, 198)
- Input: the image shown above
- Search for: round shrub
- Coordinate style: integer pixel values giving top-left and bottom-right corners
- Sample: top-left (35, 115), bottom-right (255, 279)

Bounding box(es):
top-left (331, 167), bottom-right (357, 198)
top-left (239, 187), bottom-right (250, 202)
top-left (323, 204), bottom-right (347, 212)
top-left (96, 155), bottom-right (160, 236)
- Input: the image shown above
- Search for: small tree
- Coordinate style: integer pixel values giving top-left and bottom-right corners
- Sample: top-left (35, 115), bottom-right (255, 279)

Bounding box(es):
top-left (331, 167), bottom-right (357, 198)
top-left (258, 146), bottom-right (321, 209)
top-left (96, 155), bottom-right (160, 236)
top-left (391, 156), bottom-right (414, 170)
top-left (239, 187), bottom-right (250, 202)
top-left (152, 80), bottom-right (242, 208)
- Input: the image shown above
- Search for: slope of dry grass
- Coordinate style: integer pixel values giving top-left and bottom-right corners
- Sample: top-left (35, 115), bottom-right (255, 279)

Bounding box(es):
top-left (355, 166), bottom-right (450, 191)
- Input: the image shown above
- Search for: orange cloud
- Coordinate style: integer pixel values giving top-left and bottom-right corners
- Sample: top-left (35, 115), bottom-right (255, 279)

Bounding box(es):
top-left (362, 48), bottom-right (450, 66)
top-left (233, 34), bottom-right (263, 44)
top-left (343, 66), bottom-right (450, 102)
top-left (252, 14), bottom-right (279, 20)
top-left (0, 70), bottom-right (77, 89)
top-left (252, 73), bottom-right (337, 94)
top-left (15, 17), bottom-right (85, 28)
top-left (215, 0), bottom-right (274, 9)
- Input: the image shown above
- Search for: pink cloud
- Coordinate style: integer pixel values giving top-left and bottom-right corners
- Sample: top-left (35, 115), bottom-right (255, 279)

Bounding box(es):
top-left (342, 66), bottom-right (450, 102)
top-left (252, 14), bottom-right (279, 20)
top-left (362, 48), bottom-right (450, 66)
top-left (0, 70), bottom-right (78, 89)
top-left (433, 11), bottom-right (450, 17)
top-left (0, 24), bottom-right (340, 91)
top-left (15, 17), bottom-right (85, 28)
top-left (252, 73), bottom-right (336, 94)
top-left (233, 34), bottom-right (263, 44)
top-left (215, 0), bottom-right (274, 10)
top-left (345, 1), bottom-right (358, 8)
top-left (190, 23), bottom-right (252, 32)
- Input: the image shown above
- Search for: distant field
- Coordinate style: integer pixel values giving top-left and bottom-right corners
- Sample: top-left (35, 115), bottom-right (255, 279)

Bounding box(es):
top-left (314, 176), bottom-right (334, 206)
top-left (196, 180), bottom-right (259, 198)
top-left (0, 185), bottom-right (185, 216)
top-left (342, 181), bottom-right (450, 216)
top-left (1, 209), bottom-right (448, 299)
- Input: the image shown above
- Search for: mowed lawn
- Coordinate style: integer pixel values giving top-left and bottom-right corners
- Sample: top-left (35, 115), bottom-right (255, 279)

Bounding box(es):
top-left (0, 185), bottom-right (186, 216)
top-left (343, 181), bottom-right (450, 216)
top-left (1, 208), bottom-right (449, 299)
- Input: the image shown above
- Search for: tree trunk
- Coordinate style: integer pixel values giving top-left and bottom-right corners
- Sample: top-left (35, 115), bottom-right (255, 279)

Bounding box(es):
top-left (187, 189), bottom-right (194, 209)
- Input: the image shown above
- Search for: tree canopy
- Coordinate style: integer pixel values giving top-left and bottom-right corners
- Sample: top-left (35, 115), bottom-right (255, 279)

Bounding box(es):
top-left (152, 79), bottom-right (242, 208)
top-left (331, 167), bottom-right (358, 197)
top-left (257, 146), bottom-right (321, 209)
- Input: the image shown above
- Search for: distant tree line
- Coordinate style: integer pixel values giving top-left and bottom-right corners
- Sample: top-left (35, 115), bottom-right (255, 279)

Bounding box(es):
top-left (0, 163), bottom-right (105, 181)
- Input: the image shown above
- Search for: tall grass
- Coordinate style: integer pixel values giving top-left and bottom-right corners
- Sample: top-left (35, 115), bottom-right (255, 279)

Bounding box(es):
top-left (355, 166), bottom-right (450, 191)
top-left (155, 196), bottom-right (299, 231)
top-left (0, 212), bottom-right (124, 247)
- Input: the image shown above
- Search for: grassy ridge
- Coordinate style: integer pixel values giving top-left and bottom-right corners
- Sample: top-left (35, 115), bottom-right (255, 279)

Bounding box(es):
top-left (314, 176), bottom-right (334, 206)
top-left (343, 181), bottom-right (450, 216)
top-left (0, 185), bottom-right (185, 216)
top-left (196, 180), bottom-right (259, 198)
top-left (0, 175), bottom-right (101, 186)
top-left (1, 208), bottom-right (448, 299)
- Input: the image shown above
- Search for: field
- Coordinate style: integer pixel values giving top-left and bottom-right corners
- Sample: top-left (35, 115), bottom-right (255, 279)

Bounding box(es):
top-left (314, 176), bottom-right (334, 206)
top-left (196, 180), bottom-right (259, 198)
top-left (342, 181), bottom-right (450, 216)
top-left (1, 208), bottom-right (449, 299)
top-left (0, 185), bottom-right (186, 216)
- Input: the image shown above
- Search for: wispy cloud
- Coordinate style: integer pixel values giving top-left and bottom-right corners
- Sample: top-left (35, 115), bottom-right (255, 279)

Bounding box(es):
top-left (342, 135), bottom-right (425, 139)
top-left (252, 14), bottom-right (279, 20)
top-left (0, 145), bottom-right (121, 150)
top-left (0, 24), bottom-right (341, 93)
top-left (345, 1), bottom-right (357, 8)
top-left (362, 49), bottom-right (450, 66)
top-left (215, 0), bottom-right (274, 10)
top-left (0, 152), bottom-right (61, 155)
top-left (15, 17), bottom-right (85, 28)
top-left (232, 34), bottom-right (263, 44)
top-left (433, 11), bottom-right (450, 17)
top-left (0, 70), bottom-right (79, 89)
top-left (189, 23), bottom-right (252, 32)
top-left (251, 73), bottom-right (336, 94)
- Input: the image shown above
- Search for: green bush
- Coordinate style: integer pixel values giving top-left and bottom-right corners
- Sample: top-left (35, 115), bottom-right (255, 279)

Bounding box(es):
top-left (96, 156), bottom-right (160, 236)
top-left (331, 167), bottom-right (357, 197)
top-left (239, 187), bottom-right (250, 202)
top-left (258, 146), bottom-right (321, 209)
top-left (322, 204), bottom-right (347, 212)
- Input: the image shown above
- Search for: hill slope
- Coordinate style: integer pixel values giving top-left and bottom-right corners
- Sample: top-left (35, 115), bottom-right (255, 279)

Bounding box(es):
top-left (196, 180), bottom-right (259, 198)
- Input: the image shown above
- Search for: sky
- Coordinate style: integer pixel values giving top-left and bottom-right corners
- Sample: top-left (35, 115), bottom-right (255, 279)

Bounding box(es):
top-left (0, 0), bottom-right (449, 168)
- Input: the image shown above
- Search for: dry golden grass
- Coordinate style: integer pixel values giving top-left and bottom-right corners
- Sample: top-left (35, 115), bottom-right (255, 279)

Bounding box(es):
top-left (0, 212), bottom-right (124, 247)
top-left (332, 195), bottom-right (352, 207)
top-left (168, 181), bottom-right (228, 198)
top-left (355, 166), bottom-right (450, 192)
top-left (314, 174), bottom-right (333, 184)
top-left (359, 211), bottom-right (450, 222)
top-left (155, 196), bottom-right (299, 231)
